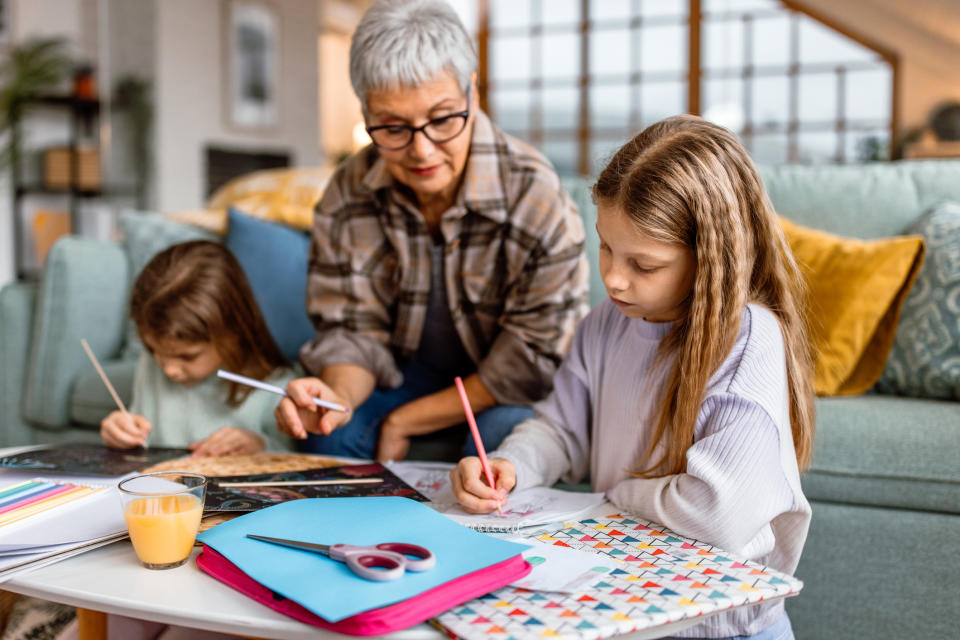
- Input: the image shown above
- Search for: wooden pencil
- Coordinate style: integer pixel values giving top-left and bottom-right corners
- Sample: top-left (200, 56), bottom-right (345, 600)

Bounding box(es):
top-left (216, 478), bottom-right (384, 488)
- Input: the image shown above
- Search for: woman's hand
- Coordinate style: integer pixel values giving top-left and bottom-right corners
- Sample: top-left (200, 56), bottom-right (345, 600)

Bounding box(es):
top-left (376, 417), bottom-right (411, 463)
top-left (189, 427), bottom-right (265, 457)
top-left (450, 456), bottom-right (516, 514)
top-left (274, 377), bottom-right (351, 439)
top-left (100, 411), bottom-right (151, 449)
top-left (375, 403), bottom-right (422, 462)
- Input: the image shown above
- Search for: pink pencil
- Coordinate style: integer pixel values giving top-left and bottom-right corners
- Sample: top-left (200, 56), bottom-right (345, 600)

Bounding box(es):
top-left (454, 376), bottom-right (504, 517)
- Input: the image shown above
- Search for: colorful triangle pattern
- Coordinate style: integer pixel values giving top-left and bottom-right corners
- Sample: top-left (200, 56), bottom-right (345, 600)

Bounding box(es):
top-left (436, 514), bottom-right (803, 640)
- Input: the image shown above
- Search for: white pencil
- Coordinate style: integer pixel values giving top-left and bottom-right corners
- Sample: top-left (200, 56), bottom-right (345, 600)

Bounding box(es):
top-left (216, 369), bottom-right (349, 413)
top-left (216, 478), bottom-right (383, 488)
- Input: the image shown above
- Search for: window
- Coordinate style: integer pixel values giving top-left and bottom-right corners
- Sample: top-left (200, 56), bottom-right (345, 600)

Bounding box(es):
top-left (473, 0), bottom-right (896, 173)
top-left (701, 0), bottom-right (894, 164)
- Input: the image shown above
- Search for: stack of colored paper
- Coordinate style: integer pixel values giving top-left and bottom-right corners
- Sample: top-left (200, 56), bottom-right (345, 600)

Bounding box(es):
top-left (0, 479), bottom-right (104, 527)
top-left (0, 475), bottom-right (128, 582)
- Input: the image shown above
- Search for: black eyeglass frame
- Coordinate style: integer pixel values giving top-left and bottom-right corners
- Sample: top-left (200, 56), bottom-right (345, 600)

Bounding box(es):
top-left (365, 86), bottom-right (472, 150)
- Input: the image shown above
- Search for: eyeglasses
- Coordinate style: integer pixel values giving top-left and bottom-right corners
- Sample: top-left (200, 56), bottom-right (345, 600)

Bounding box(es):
top-left (366, 87), bottom-right (472, 151)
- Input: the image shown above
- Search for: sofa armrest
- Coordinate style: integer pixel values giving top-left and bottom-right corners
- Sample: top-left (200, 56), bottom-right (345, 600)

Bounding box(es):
top-left (22, 237), bottom-right (130, 429)
top-left (0, 281), bottom-right (39, 445)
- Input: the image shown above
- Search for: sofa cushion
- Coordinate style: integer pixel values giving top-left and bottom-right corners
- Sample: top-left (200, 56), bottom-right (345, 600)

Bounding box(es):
top-left (779, 217), bottom-right (925, 395)
top-left (803, 395), bottom-right (960, 514)
top-left (875, 201), bottom-right (960, 400)
top-left (69, 359), bottom-right (136, 427)
top-left (561, 177), bottom-right (605, 307)
top-left (224, 208), bottom-right (316, 364)
top-left (758, 161), bottom-right (960, 239)
top-left (119, 211), bottom-right (218, 359)
top-left (786, 502), bottom-right (959, 640)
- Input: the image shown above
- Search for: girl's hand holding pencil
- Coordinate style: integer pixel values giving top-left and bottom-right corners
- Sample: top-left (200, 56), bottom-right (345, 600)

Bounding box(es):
top-left (450, 456), bottom-right (515, 514)
top-left (101, 410), bottom-right (152, 449)
top-left (82, 338), bottom-right (153, 449)
top-left (453, 376), bottom-right (507, 516)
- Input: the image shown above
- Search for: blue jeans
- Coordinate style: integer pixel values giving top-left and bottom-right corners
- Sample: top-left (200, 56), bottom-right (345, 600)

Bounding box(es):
top-left (660, 612), bottom-right (794, 640)
top-left (301, 360), bottom-right (534, 460)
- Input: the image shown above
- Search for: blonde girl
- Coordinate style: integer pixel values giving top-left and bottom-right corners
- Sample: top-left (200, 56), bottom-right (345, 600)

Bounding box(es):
top-left (452, 115), bottom-right (815, 639)
top-left (100, 240), bottom-right (294, 456)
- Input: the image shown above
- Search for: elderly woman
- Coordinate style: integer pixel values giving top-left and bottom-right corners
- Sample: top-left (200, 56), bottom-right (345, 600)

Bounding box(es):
top-left (275, 0), bottom-right (588, 462)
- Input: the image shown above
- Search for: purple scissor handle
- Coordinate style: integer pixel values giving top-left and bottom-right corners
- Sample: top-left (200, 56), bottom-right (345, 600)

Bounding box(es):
top-left (246, 534), bottom-right (435, 582)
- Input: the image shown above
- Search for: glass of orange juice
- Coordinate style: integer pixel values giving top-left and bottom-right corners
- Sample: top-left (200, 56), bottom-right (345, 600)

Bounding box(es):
top-left (118, 471), bottom-right (207, 570)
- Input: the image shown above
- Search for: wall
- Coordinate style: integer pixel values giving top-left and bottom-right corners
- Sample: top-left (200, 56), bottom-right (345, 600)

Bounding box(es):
top-left (153, 0), bottom-right (321, 212)
top-left (99, 0), bottom-right (155, 201)
top-left (797, 0), bottom-right (960, 141)
top-left (318, 0), bottom-right (365, 161)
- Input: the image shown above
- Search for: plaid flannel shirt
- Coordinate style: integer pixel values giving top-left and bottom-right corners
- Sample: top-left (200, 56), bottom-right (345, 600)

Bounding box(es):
top-left (300, 110), bottom-right (589, 405)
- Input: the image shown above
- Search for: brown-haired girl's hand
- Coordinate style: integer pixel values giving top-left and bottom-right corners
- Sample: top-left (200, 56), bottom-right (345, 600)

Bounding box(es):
top-left (274, 377), bottom-right (351, 439)
top-left (189, 427), bottom-right (265, 457)
top-left (450, 456), bottom-right (515, 514)
top-left (100, 411), bottom-right (152, 449)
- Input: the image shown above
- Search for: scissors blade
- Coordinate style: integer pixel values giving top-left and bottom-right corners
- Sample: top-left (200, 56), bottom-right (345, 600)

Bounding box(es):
top-left (247, 534), bottom-right (331, 556)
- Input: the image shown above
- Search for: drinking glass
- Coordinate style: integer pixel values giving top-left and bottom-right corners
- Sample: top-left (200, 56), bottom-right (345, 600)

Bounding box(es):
top-left (118, 471), bottom-right (207, 569)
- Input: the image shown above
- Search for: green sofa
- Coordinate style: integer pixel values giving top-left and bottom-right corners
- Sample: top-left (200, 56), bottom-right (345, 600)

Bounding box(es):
top-left (1, 160), bottom-right (957, 639)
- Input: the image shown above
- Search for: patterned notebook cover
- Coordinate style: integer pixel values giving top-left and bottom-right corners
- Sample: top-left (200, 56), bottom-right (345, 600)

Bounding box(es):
top-left (0, 444), bottom-right (191, 476)
top-left (436, 513), bottom-right (803, 640)
top-left (204, 463), bottom-right (429, 511)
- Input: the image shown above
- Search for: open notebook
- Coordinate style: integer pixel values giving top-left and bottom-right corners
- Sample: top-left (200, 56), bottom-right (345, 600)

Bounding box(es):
top-left (386, 461), bottom-right (604, 534)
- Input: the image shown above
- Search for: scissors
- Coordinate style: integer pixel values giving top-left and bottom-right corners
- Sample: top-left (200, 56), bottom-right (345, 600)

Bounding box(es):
top-left (246, 534), bottom-right (436, 582)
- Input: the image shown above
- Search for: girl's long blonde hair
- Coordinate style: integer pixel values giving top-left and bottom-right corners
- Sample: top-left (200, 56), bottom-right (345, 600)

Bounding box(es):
top-left (130, 240), bottom-right (288, 405)
top-left (593, 115), bottom-right (815, 475)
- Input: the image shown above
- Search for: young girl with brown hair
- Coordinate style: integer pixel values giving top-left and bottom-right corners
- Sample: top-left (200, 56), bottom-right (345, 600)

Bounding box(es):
top-left (100, 240), bottom-right (294, 455)
top-left (452, 115), bottom-right (815, 639)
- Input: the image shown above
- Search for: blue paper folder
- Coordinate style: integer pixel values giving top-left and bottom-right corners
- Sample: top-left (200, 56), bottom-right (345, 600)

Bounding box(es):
top-left (197, 496), bottom-right (531, 622)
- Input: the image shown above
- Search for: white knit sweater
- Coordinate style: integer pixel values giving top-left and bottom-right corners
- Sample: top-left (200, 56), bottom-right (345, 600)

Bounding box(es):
top-left (492, 301), bottom-right (811, 637)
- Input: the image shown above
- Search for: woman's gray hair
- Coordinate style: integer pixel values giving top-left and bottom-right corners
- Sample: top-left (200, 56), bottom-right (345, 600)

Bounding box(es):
top-left (350, 0), bottom-right (476, 110)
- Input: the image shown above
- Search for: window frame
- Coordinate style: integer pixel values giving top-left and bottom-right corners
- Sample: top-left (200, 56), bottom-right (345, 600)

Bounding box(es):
top-left (476, 0), bottom-right (899, 174)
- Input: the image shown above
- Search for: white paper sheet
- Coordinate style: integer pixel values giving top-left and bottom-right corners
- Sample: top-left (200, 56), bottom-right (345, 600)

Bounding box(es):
top-left (386, 461), bottom-right (605, 533)
top-left (0, 532), bottom-right (128, 583)
top-left (505, 536), bottom-right (617, 593)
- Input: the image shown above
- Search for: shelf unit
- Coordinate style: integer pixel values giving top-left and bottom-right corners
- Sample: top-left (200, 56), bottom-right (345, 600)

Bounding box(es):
top-left (9, 94), bottom-right (139, 280)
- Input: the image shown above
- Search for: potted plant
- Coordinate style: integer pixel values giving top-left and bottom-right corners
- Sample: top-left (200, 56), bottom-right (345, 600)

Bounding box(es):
top-left (0, 37), bottom-right (72, 172)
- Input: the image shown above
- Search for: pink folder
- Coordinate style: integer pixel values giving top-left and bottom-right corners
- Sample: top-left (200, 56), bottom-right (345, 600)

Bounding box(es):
top-left (196, 545), bottom-right (530, 636)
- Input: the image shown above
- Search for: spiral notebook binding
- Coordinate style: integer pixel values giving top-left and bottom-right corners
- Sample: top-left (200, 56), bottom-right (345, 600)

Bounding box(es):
top-left (469, 522), bottom-right (522, 534)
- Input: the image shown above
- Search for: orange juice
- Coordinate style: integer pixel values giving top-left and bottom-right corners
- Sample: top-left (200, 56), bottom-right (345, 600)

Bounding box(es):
top-left (123, 494), bottom-right (203, 567)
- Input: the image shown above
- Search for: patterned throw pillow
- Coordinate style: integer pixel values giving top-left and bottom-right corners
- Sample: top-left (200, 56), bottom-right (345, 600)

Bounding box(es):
top-left (875, 202), bottom-right (960, 399)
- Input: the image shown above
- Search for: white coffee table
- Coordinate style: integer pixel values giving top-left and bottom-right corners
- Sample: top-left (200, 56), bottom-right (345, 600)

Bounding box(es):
top-left (1, 539), bottom-right (699, 640)
top-left (0, 447), bottom-right (699, 640)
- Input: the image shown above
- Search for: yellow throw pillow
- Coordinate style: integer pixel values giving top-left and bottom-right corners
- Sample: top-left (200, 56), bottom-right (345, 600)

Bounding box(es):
top-left (164, 208), bottom-right (228, 234)
top-left (779, 217), bottom-right (925, 396)
top-left (206, 166), bottom-right (335, 231)
top-left (164, 167), bottom-right (335, 236)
